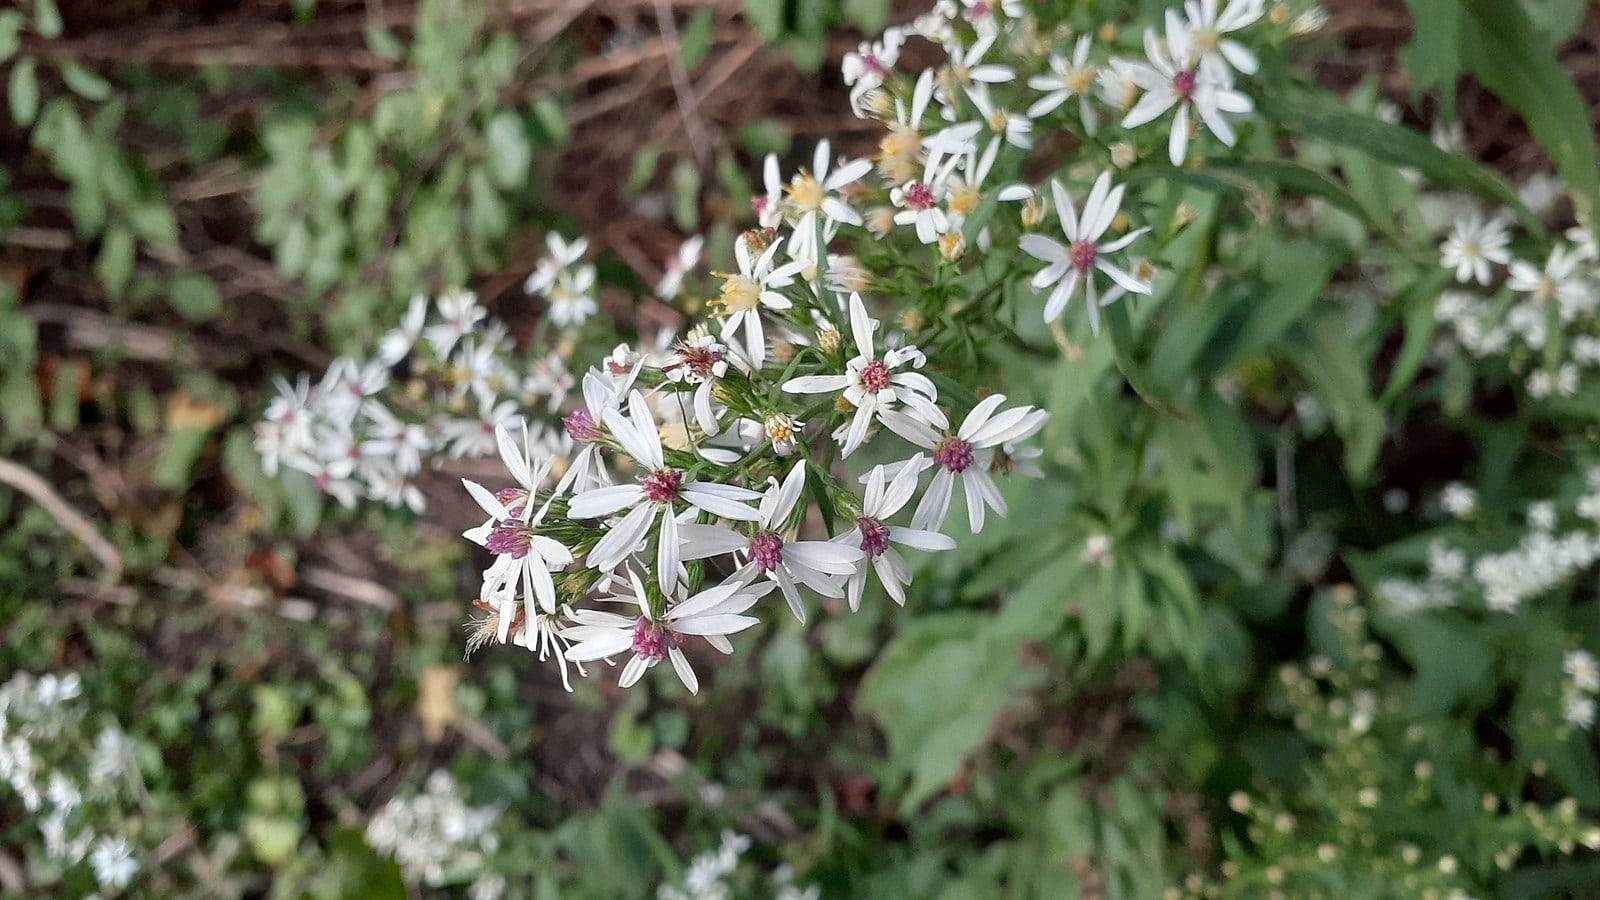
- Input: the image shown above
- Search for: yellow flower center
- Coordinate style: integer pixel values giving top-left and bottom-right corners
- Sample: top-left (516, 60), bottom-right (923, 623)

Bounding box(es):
top-left (786, 173), bottom-right (824, 212)
top-left (949, 185), bottom-right (982, 216)
top-left (717, 275), bottom-right (763, 314)
top-left (1192, 29), bottom-right (1221, 52)
top-left (1066, 67), bottom-right (1096, 94)
top-left (987, 108), bottom-right (1010, 133)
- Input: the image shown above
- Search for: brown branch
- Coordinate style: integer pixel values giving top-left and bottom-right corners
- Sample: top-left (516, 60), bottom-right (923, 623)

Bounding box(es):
top-left (0, 457), bottom-right (123, 582)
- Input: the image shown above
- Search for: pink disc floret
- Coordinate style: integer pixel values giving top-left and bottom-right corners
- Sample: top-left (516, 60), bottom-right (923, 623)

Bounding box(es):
top-left (631, 617), bottom-right (673, 662)
top-left (934, 436), bottom-right (975, 473)
top-left (1173, 70), bottom-right (1197, 101)
top-left (903, 182), bottom-right (936, 211)
top-left (750, 531), bottom-right (786, 574)
top-left (857, 516), bottom-right (891, 559)
top-left (641, 468), bottom-right (683, 503)
top-left (1069, 241), bottom-right (1098, 274)
top-left (564, 408), bottom-right (602, 442)
top-left (858, 359), bottom-right (891, 393)
top-left (485, 522), bottom-right (533, 558)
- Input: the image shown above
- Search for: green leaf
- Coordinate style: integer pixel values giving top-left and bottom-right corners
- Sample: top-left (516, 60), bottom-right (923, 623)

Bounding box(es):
top-left (1380, 267), bottom-right (1454, 405)
top-left (1457, 0), bottom-right (1600, 242)
top-left (8, 57), bottom-right (37, 127)
top-left (625, 144), bottom-right (660, 194)
top-left (168, 273), bottom-right (223, 321)
top-left (844, 0), bottom-right (890, 32)
top-left (153, 426), bottom-right (211, 490)
top-left (670, 158), bottom-right (700, 231)
top-left (531, 96), bottom-right (568, 147)
top-left (1257, 89), bottom-right (1539, 233)
top-left (742, 0), bottom-right (784, 41)
top-left (33, 0), bottom-right (62, 39)
top-left (363, 26), bottom-right (406, 61)
top-left (95, 226), bottom-right (135, 298)
top-left (738, 119), bottom-right (791, 157)
top-left (1399, 1), bottom-right (1462, 104)
top-left (1210, 159), bottom-right (1386, 237)
top-left (484, 111), bottom-right (531, 190)
top-left (59, 62), bottom-right (112, 102)
top-left (0, 12), bottom-right (22, 63)
top-left (679, 8), bottom-right (715, 71)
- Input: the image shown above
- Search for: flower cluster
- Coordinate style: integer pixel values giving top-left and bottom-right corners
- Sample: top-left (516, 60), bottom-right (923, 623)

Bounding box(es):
top-left (255, 256), bottom-right (592, 513)
top-left (365, 770), bottom-right (505, 897)
top-left (1378, 475), bottom-right (1600, 616)
top-left (1562, 649), bottom-right (1598, 731)
top-left (255, 0), bottom-right (1325, 692)
top-left (442, 0), bottom-right (1330, 693)
top-left (0, 672), bottom-right (143, 894)
top-left (1433, 203), bottom-right (1599, 399)
top-left (657, 830), bottom-right (819, 900)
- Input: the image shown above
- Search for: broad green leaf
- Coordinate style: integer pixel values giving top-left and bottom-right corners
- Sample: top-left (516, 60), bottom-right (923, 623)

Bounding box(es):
top-left (1257, 89), bottom-right (1539, 234)
top-left (8, 58), bottom-right (37, 127)
top-left (1457, 0), bottom-right (1600, 242)
top-left (33, 0), bottom-right (62, 39)
top-left (95, 225), bottom-right (135, 298)
top-left (154, 426), bottom-right (211, 490)
top-left (742, 0), bottom-right (784, 42)
top-left (168, 273), bottom-right (224, 321)
top-left (1210, 158), bottom-right (1387, 238)
top-left (0, 12), bottom-right (22, 63)
top-left (844, 0), bottom-right (890, 32)
top-left (1380, 267), bottom-right (1454, 405)
top-left (60, 62), bottom-right (112, 102)
top-left (1399, 0), bottom-right (1462, 104)
top-left (484, 111), bottom-right (531, 189)
top-left (678, 7), bottom-right (715, 71)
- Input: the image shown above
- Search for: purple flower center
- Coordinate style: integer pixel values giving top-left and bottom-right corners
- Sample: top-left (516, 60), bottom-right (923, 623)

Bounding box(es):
top-left (485, 522), bottom-right (533, 558)
top-left (859, 359), bottom-right (891, 393)
top-left (971, 1), bottom-right (990, 17)
top-left (903, 182), bottom-right (936, 211)
top-left (564, 408), bottom-right (602, 442)
top-left (1070, 240), bottom-right (1098, 274)
top-left (863, 55), bottom-right (890, 77)
top-left (750, 531), bottom-right (785, 574)
top-left (752, 195), bottom-right (770, 218)
top-left (495, 487), bottom-right (529, 518)
top-left (631, 617), bottom-right (674, 662)
top-left (1173, 70), bottom-right (1197, 101)
top-left (641, 468), bottom-right (683, 503)
top-left (858, 516), bottom-right (891, 559)
top-left (671, 343), bottom-right (724, 379)
top-left (934, 436), bottom-right (975, 473)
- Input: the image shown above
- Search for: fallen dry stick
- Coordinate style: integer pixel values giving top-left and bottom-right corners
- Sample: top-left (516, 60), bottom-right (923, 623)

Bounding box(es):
top-left (0, 457), bottom-right (124, 583)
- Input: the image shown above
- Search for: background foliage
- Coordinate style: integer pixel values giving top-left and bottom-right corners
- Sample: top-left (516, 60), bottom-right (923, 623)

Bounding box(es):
top-left (1, 0), bottom-right (1599, 897)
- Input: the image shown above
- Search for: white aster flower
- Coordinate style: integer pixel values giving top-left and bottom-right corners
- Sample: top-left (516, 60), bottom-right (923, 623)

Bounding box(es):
top-left (661, 328), bottom-right (735, 436)
top-left (557, 369), bottom-right (634, 494)
top-left (785, 139), bottom-right (874, 262)
top-left (781, 292), bottom-right (946, 457)
top-left (837, 457), bottom-right (954, 609)
top-left (89, 837), bottom-right (138, 891)
top-left (425, 289), bottom-right (486, 358)
top-left (843, 29), bottom-right (905, 115)
top-left (568, 391), bottom-right (762, 593)
top-left (462, 424), bottom-right (573, 633)
top-left (966, 83), bottom-right (1032, 150)
top-left (891, 149), bottom-right (965, 244)
top-left (378, 293), bottom-right (430, 365)
top-left (561, 570), bottom-right (771, 694)
top-left (1019, 172), bottom-right (1152, 332)
top-left (880, 393), bottom-right (1048, 533)
top-left (1565, 650), bottom-right (1600, 693)
top-left (1028, 35), bottom-right (1101, 132)
top-left (697, 458), bottom-right (857, 621)
top-left (525, 233), bottom-right (589, 296)
top-left (1565, 695), bottom-right (1596, 730)
top-left (1119, 15), bottom-right (1254, 165)
top-left (1440, 482), bottom-right (1476, 519)
top-left (1182, 0), bottom-right (1264, 79)
top-left (656, 235), bottom-right (704, 299)
top-left (1440, 213), bottom-right (1512, 286)
top-left (546, 265), bottom-right (598, 327)
top-left (712, 235), bottom-right (808, 367)
top-left (1509, 245), bottom-right (1594, 321)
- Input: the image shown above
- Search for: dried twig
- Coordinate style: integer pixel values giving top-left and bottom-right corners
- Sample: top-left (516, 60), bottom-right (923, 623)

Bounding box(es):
top-left (653, 0), bottom-right (712, 166)
top-left (0, 457), bottom-right (123, 582)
